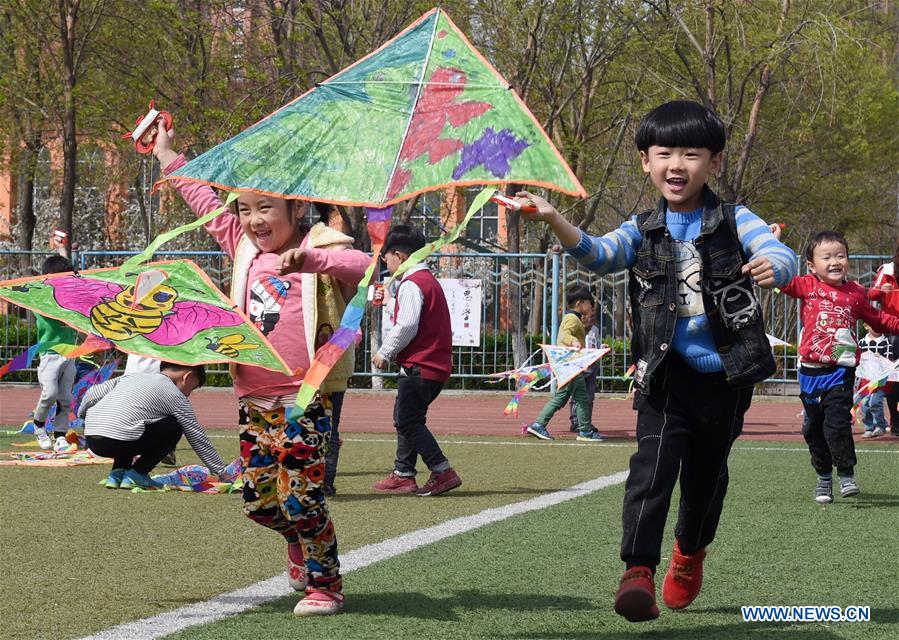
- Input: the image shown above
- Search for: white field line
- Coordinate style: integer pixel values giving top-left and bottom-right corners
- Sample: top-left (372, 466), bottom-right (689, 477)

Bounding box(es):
top-left (204, 433), bottom-right (899, 454)
top-left (78, 470), bottom-right (629, 640)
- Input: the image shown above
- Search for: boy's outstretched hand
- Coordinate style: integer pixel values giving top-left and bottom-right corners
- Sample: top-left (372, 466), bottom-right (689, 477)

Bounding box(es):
top-left (514, 191), bottom-right (558, 222)
top-left (277, 248), bottom-right (306, 275)
top-left (513, 190), bottom-right (582, 248)
top-left (742, 257), bottom-right (777, 288)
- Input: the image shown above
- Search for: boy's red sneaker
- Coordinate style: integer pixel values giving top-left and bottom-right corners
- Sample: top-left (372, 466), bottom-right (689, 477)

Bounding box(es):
top-left (614, 566), bottom-right (659, 622)
top-left (372, 472), bottom-right (418, 494)
top-left (662, 540), bottom-right (706, 610)
top-left (415, 468), bottom-right (462, 496)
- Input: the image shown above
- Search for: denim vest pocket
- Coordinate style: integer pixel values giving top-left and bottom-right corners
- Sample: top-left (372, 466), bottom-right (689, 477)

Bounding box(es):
top-left (632, 261), bottom-right (666, 307)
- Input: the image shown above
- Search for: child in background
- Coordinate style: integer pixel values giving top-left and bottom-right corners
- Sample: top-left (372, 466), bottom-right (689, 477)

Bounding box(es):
top-left (25, 253), bottom-right (78, 450)
top-left (152, 121), bottom-right (368, 616)
top-left (81, 363), bottom-right (233, 489)
top-left (569, 295), bottom-right (605, 438)
top-left (867, 242), bottom-right (899, 436)
top-left (781, 231), bottom-right (899, 503)
top-left (525, 284), bottom-right (605, 442)
top-left (515, 100), bottom-right (796, 621)
top-left (857, 324), bottom-right (893, 438)
top-left (371, 225), bottom-right (462, 497)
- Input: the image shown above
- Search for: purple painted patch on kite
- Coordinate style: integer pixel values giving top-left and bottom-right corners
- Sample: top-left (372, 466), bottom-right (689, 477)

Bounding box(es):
top-left (366, 206), bottom-right (394, 222)
top-left (330, 327), bottom-right (357, 349)
top-left (452, 128), bottom-right (530, 180)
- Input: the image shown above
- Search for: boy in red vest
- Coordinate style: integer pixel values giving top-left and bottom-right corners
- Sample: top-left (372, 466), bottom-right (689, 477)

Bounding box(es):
top-left (371, 225), bottom-right (462, 497)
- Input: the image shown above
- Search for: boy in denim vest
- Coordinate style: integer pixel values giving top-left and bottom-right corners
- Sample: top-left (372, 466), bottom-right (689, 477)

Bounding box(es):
top-left (513, 101), bottom-right (797, 621)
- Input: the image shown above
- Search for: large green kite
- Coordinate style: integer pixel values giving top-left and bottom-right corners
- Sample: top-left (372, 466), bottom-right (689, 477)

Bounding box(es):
top-left (0, 261), bottom-right (291, 374)
top-left (162, 8), bottom-right (586, 205)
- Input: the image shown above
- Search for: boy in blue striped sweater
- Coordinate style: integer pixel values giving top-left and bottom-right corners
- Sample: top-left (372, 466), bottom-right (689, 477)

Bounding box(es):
top-left (514, 101), bottom-right (797, 622)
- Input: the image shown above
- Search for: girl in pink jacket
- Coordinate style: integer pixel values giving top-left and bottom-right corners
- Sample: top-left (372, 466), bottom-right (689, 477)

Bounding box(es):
top-left (152, 122), bottom-right (368, 616)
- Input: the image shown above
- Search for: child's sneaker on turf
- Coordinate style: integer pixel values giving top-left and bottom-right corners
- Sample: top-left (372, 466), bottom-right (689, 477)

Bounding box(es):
top-left (119, 469), bottom-right (164, 490)
top-left (103, 469), bottom-right (126, 489)
top-left (293, 589), bottom-right (344, 616)
top-left (416, 468), bottom-right (462, 496)
top-left (614, 566), bottom-right (659, 622)
top-left (576, 429), bottom-right (606, 442)
top-left (838, 475), bottom-right (859, 497)
top-left (35, 428), bottom-right (52, 450)
top-left (526, 423), bottom-right (554, 441)
top-left (372, 472), bottom-right (418, 494)
top-left (287, 543), bottom-right (307, 591)
top-left (872, 427), bottom-right (886, 437)
top-left (814, 476), bottom-right (833, 503)
top-left (662, 540), bottom-right (705, 610)
top-left (861, 429), bottom-right (875, 438)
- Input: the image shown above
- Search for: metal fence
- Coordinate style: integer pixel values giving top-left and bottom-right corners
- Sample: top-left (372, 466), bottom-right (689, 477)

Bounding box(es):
top-left (0, 249), bottom-right (891, 390)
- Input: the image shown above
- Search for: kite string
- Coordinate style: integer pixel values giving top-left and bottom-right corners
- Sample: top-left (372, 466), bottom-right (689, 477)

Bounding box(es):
top-left (120, 191), bottom-right (239, 273)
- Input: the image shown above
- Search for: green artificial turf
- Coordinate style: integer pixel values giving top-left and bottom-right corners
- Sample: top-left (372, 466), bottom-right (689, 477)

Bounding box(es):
top-left (0, 430), bottom-right (632, 640)
top-left (165, 442), bottom-right (899, 640)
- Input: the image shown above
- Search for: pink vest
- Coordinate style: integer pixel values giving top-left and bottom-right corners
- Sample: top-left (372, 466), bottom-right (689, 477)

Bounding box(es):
top-left (394, 270), bottom-right (452, 382)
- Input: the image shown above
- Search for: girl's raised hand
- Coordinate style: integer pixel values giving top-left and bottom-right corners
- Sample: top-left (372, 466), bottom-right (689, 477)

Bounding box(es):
top-left (277, 248), bottom-right (307, 275)
top-left (151, 120), bottom-right (179, 166)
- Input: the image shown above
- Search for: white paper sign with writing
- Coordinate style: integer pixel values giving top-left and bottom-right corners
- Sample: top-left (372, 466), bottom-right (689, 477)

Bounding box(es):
top-left (438, 278), bottom-right (482, 347)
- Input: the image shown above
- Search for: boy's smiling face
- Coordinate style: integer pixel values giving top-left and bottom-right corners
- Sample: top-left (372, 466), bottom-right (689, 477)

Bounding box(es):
top-left (808, 239), bottom-right (849, 286)
top-left (640, 145), bottom-right (722, 212)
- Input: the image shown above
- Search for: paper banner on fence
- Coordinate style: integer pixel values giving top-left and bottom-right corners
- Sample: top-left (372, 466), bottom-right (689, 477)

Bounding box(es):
top-left (540, 344), bottom-right (611, 388)
top-left (438, 278), bottom-right (481, 346)
top-left (0, 260), bottom-right (290, 373)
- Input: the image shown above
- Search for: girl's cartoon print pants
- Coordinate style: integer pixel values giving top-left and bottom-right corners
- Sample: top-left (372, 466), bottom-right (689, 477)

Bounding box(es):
top-left (239, 396), bottom-right (341, 591)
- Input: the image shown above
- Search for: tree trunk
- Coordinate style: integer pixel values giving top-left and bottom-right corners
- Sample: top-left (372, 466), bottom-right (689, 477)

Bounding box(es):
top-left (59, 1), bottom-right (78, 258)
top-left (16, 133), bottom-right (42, 274)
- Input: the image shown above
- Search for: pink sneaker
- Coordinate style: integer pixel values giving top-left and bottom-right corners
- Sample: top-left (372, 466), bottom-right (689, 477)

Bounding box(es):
top-left (293, 589), bottom-right (345, 616)
top-left (372, 472), bottom-right (418, 494)
top-left (415, 468), bottom-right (462, 496)
top-left (287, 543), bottom-right (307, 591)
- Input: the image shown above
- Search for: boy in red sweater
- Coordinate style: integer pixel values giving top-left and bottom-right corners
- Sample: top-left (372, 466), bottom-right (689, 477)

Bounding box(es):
top-left (782, 231), bottom-right (899, 503)
top-left (371, 225), bottom-right (462, 497)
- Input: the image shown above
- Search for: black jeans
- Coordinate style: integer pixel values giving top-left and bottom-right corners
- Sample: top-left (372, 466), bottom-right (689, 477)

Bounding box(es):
top-left (323, 391), bottom-right (345, 488)
top-left (393, 366), bottom-right (449, 475)
top-left (799, 367), bottom-right (856, 477)
top-left (621, 355), bottom-right (751, 569)
top-left (86, 416), bottom-right (182, 474)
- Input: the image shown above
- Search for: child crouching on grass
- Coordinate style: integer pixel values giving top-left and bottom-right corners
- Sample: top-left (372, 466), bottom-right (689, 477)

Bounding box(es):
top-left (781, 231), bottom-right (899, 503)
top-left (81, 362), bottom-right (234, 489)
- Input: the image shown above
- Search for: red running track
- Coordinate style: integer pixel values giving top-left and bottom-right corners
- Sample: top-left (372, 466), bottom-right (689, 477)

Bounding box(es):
top-left (6, 384), bottom-right (898, 445)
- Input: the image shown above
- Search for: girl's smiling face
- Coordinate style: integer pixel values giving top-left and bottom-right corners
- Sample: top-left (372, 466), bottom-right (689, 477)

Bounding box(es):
top-left (236, 193), bottom-right (306, 253)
